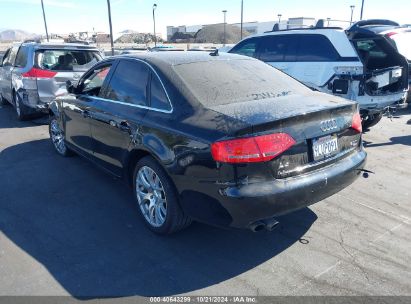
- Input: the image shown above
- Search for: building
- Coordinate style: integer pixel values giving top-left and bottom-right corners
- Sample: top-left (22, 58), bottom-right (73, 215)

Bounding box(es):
top-left (287, 17), bottom-right (316, 29)
top-left (166, 17), bottom-right (320, 41)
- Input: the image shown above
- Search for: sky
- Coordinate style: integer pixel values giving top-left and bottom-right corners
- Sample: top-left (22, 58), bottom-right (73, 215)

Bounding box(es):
top-left (0, 0), bottom-right (410, 39)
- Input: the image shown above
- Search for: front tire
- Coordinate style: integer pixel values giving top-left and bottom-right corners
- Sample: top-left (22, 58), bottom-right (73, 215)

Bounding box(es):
top-left (49, 116), bottom-right (73, 157)
top-left (133, 156), bottom-right (191, 235)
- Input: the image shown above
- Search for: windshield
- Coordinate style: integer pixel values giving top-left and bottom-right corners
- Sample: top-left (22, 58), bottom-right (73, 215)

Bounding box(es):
top-left (35, 49), bottom-right (102, 72)
top-left (172, 59), bottom-right (310, 107)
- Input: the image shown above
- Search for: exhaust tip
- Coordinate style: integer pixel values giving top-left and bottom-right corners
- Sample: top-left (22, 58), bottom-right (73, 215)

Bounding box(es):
top-left (260, 218), bottom-right (280, 232)
top-left (249, 221), bottom-right (266, 232)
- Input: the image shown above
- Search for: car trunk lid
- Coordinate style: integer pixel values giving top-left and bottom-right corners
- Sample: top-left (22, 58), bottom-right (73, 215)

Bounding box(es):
top-left (209, 92), bottom-right (361, 178)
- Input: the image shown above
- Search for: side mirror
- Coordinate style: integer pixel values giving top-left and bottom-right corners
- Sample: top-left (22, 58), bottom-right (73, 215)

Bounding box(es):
top-left (66, 80), bottom-right (78, 94)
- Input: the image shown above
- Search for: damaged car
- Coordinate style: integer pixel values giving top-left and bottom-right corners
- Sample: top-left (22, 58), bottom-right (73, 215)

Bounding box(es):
top-left (48, 52), bottom-right (366, 234)
top-left (0, 42), bottom-right (102, 120)
top-left (229, 20), bottom-right (409, 129)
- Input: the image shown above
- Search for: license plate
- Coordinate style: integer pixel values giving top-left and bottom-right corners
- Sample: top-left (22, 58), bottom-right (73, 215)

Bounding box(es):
top-left (313, 135), bottom-right (339, 161)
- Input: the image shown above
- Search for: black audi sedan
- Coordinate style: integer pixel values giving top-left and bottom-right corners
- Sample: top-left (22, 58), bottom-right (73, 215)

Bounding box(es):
top-left (48, 52), bottom-right (367, 234)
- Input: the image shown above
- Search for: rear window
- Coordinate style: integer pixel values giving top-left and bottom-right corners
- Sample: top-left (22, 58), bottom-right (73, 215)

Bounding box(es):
top-left (353, 39), bottom-right (393, 69)
top-left (35, 49), bottom-right (102, 72)
top-left (172, 59), bottom-right (310, 107)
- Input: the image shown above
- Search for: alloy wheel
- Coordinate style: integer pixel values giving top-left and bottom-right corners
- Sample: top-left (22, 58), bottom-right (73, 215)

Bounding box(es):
top-left (50, 119), bottom-right (67, 155)
top-left (136, 166), bottom-right (167, 227)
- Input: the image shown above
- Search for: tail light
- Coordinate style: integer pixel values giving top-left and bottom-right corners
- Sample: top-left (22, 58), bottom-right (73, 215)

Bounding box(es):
top-left (22, 68), bottom-right (57, 79)
top-left (211, 133), bottom-right (296, 164)
top-left (386, 32), bottom-right (398, 38)
top-left (351, 112), bottom-right (362, 133)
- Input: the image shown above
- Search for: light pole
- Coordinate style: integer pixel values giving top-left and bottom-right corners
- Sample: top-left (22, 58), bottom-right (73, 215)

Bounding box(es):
top-left (360, 0), bottom-right (365, 20)
top-left (222, 10), bottom-right (227, 46)
top-left (350, 5), bottom-right (355, 25)
top-left (327, 17), bottom-right (331, 27)
top-left (240, 0), bottom-right (244, 40)
top-left (153, 4), bottom-right (157, 47)
top-left (278, 14), bottom-right (282, 24)
top-left (40, 0), bottom-right (49, 42)
top-left (106, 0), bottom-right (115, 56)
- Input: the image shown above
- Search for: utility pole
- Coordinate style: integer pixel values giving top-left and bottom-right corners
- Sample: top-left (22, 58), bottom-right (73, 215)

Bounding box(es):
top-left (40, 0), bottom-right (49, 42)
top-left (360, 0), bottom-right (365, 20)
top-left (153, 4), bottom-right (158, 47)
top-left (222, 10), bottom-right (227, 46)
top-left (350, 5), bottom-right (355, 25)
top-left (240, 0), bottom-right (244, 40)
top-left (278, 14), bottom-right (282, 24)
top-left (106, 0), bottom-right (115, 56)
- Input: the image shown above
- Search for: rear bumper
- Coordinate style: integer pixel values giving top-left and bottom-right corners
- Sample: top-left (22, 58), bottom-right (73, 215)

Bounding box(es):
top-left (356, 91), bottom-right (408, 113)
top-left (178, 150), bottom-right (367, 229)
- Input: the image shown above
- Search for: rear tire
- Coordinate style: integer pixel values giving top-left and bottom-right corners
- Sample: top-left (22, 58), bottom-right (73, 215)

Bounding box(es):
top-left (14, 92), bottom-right (29, 121)
top-left (49, 116), bottom-right (73, 157)
top-left (133, 156), bottom-right (192, 235)
top-left (362, 112), bottom-right (383, 129)
top-left (0, 93), bottom-right (9, 106)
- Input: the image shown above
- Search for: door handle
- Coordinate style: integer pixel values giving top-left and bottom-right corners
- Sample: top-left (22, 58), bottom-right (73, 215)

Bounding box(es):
top-left (118, 120), bottom-right (131, 133)
top-left (82, 110), bottom-right (91, 118)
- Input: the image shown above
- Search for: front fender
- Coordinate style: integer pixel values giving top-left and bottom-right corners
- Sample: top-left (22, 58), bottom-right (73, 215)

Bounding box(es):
top-left (49, 100), bottom-right (60, 117)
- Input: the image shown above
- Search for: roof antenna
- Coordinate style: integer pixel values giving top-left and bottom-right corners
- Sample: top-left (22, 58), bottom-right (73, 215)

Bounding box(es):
top-left (209, 49), bottom-right (219, 56)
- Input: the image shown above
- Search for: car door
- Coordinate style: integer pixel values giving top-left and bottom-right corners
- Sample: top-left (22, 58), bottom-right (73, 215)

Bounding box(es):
top-left (62, 61), bottom-right (114, 156)
top-left (0, 49), bottom-right (11, 99)
top-left (0, 47), bottom-right (18, 102)
top-left (88, 59), bottom-right (149, 176)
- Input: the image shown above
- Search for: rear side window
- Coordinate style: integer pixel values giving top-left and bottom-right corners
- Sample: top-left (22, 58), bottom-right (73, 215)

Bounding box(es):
top-left (259, 35), bottom-right (297, 62)
top-left (229, 38), bottom-right (259, 58)
top-left (150, 73), bottom-right (171, 111)
top-left (297, 35), bottom-right (340, 61)
top-left (105, 60), bottom-right (149, 106)
top-left (14, 46), bottom-right (28, 68)
top-left (35, 49), bottom-right (102, 71)
top-left (3, 46), bottom-right (18, 66)
top-left (1, 49), bottom-right (10, 65)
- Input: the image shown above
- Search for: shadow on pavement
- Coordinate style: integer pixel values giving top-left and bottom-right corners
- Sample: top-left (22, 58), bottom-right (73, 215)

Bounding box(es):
top-left (364, 135), bottom-right (411, 148)
top-left (0, 104), bottom-right (48, 129)
top-left (0, 139), bottom-right (317, 298)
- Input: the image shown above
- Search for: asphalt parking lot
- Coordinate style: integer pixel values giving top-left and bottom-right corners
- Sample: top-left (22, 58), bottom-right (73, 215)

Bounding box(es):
top-left (0, 103), bottom-right (410, 298)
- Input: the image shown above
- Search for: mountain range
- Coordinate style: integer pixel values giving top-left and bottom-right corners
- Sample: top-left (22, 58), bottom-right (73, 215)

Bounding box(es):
top-left (0, 29), bottom-right (40, 42)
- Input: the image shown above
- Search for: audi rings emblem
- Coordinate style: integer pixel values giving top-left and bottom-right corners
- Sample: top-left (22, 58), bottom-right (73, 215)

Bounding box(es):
top-left (320, 119), bottom-right (338, 132)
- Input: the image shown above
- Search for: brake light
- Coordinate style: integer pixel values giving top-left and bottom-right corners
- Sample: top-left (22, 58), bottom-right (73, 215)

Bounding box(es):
top-left (211, 133), bottom-right (296, 163)
top-left (386, 32), bottom-right (398, 38)
top-left (351, 112), bottom-right (362, 133)
top-left (22, 68), bottom-right (57, 79)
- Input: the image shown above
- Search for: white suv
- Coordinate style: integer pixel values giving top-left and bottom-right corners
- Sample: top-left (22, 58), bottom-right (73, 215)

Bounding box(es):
top-left (229, 21), bottom-right (409, 128)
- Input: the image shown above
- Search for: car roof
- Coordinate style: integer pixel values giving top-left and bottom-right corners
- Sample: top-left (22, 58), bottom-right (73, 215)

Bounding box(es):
top-left (112, 51), bottom-right (253, 67)
top-left (21, 42), bottom-right (99, 50)
top-left (255, 27), bottom-right (345, 36)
